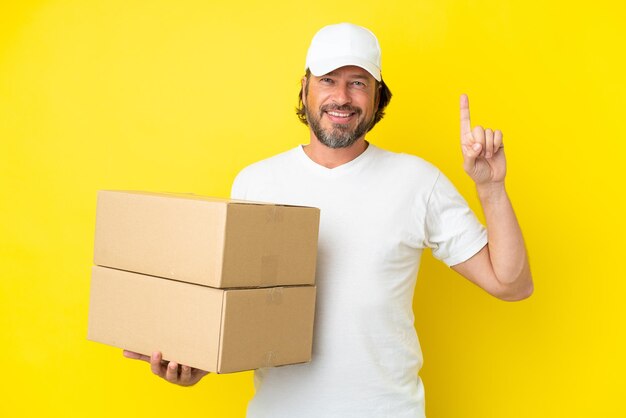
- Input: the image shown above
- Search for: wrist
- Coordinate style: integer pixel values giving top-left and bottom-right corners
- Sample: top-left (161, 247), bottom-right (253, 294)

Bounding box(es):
top-left (476, 181), bottom-right (507, 203)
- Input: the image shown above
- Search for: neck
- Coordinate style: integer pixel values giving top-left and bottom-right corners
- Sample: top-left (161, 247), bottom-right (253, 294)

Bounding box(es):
top-left (303, 135), bottom-right (369, 169)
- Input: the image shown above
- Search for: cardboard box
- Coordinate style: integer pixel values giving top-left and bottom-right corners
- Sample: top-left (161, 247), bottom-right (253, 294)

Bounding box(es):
top-left (93, 190), bottom-right (320, 288)
top-left (87, 266), bottom-right (316, 373)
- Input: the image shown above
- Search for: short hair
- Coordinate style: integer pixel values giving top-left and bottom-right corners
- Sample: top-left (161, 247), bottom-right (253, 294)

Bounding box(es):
top-left (295, 69), bottom-right (392, 132)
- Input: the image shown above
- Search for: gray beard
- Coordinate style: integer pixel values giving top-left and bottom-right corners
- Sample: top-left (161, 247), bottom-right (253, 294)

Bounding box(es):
top-left (306, 106), bottom-right (372, 149)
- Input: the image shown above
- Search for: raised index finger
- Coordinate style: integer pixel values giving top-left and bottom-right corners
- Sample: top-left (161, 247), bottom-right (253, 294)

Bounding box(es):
top-left (460, 94), bottom-right (472, 137)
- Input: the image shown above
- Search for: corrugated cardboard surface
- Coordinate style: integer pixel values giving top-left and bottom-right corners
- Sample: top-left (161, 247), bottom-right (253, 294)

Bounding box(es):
top-left (93, 190), bottom-right (319, 288)
top-left (88, 265), bottom-right (223, 372)
top-left (88, 266), bottom-right (316, 373)
top-left (222, 204), bottom-right (319, 287)
top-left (218, 286), bottom-right (316, 373)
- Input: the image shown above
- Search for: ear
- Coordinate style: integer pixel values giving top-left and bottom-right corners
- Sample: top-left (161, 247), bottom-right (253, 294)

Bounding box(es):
top-left (301, 76), bottom-right (308, 104)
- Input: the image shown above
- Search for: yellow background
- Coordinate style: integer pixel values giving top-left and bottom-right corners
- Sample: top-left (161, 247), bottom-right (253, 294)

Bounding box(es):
top-left (1, 0), bottom-right (624, 416)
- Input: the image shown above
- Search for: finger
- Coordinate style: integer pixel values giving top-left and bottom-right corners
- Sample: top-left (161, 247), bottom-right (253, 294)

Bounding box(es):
top-left (494, 129), bottom-right (503, 152)
top-left (180, 365), bottom-right (192, 384)
top-left (123, 350), bottom-right (151, 362)
top-left (460, 94), bottom-right (472, 137)
top-left (472, 126), bottom-right (485, 156)
top-left (165, 361), bottom-right (180, 383)
top-left (150, 351), bottom-right (165, 377)
top-left (485, 128), bottom-right (494, 158)
top-left (462, 142), bottom-right (482, 173)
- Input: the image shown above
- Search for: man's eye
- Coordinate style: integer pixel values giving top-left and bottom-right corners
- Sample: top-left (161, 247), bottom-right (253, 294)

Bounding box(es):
top-left (320, 78), bottom-right (333, 83)
top-left (352, 81), bottom-right (366, 87)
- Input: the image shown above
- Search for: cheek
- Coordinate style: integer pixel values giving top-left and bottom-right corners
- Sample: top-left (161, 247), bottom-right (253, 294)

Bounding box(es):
top-left (360, 98), bottom-right (377, 116)
top-left (354, 90), bottom-right (376, 108)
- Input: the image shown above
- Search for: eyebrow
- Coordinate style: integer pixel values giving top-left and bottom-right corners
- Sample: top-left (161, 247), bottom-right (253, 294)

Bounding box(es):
top-left (325, 71), bottom-right (370, 80)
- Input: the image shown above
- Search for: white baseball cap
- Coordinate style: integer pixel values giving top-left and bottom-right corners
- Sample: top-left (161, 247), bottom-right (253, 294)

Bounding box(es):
top-left (305, 23), bottom-right (382, 81)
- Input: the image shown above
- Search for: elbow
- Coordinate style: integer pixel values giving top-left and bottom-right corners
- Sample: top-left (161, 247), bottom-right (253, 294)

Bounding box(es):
top-left (500, 281), bottom-right (533, 301)
top-left (495, 262), bottom-right (534, 302)
top-left (496, 275), bottom-right (534, 302)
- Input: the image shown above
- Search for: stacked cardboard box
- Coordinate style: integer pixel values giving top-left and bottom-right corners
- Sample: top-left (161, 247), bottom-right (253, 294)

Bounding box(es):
top-left (88, 190), bottom-right (320, 373)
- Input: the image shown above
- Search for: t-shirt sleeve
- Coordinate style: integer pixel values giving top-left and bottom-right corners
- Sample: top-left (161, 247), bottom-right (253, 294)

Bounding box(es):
top-left (424, 172), bottom-right (488, 266)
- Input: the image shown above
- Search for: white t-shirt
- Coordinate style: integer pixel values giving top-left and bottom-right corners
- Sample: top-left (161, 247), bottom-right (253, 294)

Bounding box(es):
top-left (231, 144), bottom-right (487, 418)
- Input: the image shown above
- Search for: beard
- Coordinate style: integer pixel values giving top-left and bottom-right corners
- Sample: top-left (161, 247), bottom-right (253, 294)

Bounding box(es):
top-left (306, 104), bottom-right (374, 149)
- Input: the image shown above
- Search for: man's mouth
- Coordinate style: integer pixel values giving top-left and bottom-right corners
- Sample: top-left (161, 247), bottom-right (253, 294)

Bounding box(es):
top-left (322, 107), bottom-right (360, 124)
top-left (326, 110), bottom-right (353, 118)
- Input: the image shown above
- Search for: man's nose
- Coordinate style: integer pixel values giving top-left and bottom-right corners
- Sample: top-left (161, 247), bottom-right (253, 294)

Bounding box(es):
top-left (331, 83), bottom-right (351, 106)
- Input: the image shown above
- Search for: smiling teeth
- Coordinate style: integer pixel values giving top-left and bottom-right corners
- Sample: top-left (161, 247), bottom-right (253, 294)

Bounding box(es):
top-left (328, 111), bottom-right (351, 117)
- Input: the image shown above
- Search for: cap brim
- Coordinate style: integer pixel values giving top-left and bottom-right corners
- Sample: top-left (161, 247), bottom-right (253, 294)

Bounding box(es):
top-left (308, 56), bottom-right (381, 81)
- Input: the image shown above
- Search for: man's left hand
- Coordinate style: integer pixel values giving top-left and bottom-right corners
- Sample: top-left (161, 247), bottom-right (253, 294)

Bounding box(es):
top-left (460, 94), bottom-right (506, 185)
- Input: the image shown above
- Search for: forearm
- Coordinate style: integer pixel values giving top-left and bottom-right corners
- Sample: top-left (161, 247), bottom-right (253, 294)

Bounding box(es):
top-left (477, 181), bottom-right (532, 286)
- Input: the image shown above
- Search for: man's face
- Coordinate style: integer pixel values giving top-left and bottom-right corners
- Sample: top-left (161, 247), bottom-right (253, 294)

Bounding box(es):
top-left (303, 65), bottom-right (378, 149)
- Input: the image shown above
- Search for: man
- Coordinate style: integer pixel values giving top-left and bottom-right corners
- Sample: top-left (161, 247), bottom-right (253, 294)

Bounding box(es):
top-left (125, 23), bottom-right (533, 417)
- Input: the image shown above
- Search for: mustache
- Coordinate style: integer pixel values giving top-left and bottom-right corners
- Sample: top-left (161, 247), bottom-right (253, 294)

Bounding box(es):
top-left (320, 104), bottom-right (362, 115)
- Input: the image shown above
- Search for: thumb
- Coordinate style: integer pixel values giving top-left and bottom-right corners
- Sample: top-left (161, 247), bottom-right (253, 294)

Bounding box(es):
top-left (463, 142), bottom-right (482, 172)
top-left (464, 142), bottom-right (482, 158)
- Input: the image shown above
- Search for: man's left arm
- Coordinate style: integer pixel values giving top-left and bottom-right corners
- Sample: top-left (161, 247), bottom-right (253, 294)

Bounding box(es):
top-left (451, 94), bottom-right (533, 301)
